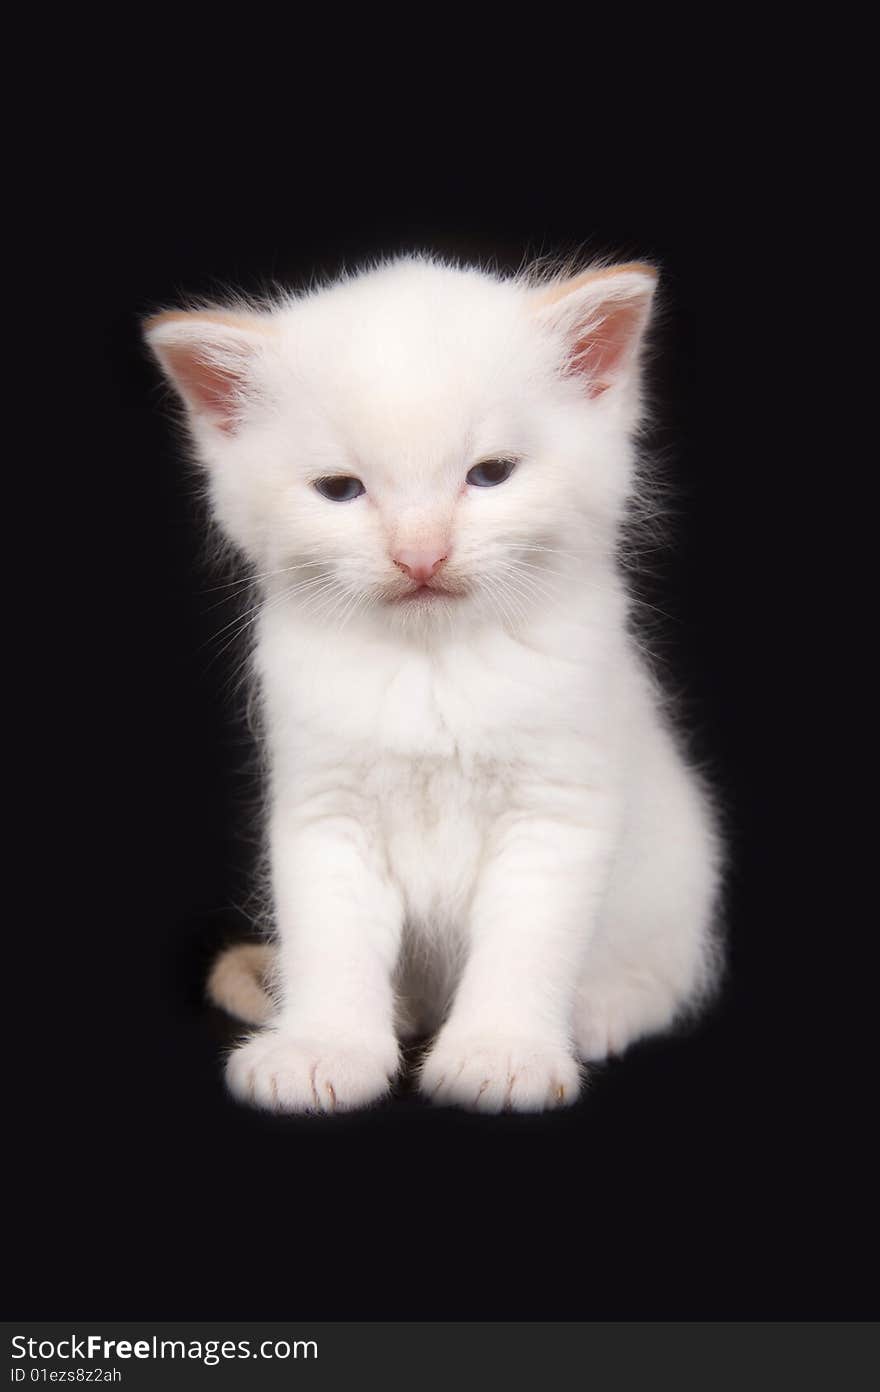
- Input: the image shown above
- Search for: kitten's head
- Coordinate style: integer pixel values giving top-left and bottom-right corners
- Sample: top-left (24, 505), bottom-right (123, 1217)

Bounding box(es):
top-left (145, 256), bottom-right (656, 634)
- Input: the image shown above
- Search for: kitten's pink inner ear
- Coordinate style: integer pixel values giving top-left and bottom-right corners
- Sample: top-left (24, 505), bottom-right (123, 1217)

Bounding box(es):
top-left (570, 297), bottom-right (652, 398)
top-left (537, 264), bottom-right (658, 398)
top-left (157, 343), bottom-right (245, 432)
top-left (144, 311), bottom-right (273, 434)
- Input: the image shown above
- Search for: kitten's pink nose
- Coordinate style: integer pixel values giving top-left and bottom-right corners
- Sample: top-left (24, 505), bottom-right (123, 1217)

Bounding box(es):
top-left (393, 547), bottom-right (448, 584)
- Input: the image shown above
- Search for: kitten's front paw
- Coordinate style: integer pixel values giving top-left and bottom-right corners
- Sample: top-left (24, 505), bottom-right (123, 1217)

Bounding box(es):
top-left (226, 1031), bottom-right (398, 1114)
top-left (419, 1035), bottom-right (581, 1113)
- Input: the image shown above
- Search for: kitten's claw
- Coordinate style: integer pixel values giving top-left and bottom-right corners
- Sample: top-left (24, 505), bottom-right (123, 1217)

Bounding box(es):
top-left (226, 1031), bottom-right (398, 1114)
top-left (419, 1035), bottom-right (581, 1113)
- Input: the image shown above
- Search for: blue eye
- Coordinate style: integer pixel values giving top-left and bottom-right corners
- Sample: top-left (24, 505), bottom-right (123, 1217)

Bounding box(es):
top-left (466, 458), bottom-right (517, 488)
top-left (314, 476), bottom-right (366, 502)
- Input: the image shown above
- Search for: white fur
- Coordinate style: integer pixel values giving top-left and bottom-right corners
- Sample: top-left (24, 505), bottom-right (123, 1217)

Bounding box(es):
top-left (146, 255), bottom-right (722, 1114)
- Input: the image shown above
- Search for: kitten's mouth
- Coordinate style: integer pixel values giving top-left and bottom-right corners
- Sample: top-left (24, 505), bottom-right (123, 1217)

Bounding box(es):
top-left (393, 581), bottom-right (461, 603)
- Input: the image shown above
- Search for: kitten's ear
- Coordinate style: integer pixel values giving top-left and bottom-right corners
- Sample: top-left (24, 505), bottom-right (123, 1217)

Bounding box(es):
top-left (534, 263), bottom-right (658, 398)
top-left (143, 310), bottom-right (277, 434)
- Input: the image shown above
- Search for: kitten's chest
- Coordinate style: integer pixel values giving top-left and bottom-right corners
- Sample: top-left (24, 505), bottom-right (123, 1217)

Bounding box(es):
top-left (331, 638), bottom-right (583, 760)
top-left (372, 651), bottom-right (481, 759)
top-left (366, 753), bottom-right (505, 927)
top-left (268, 635), bottom-right (605, 924)
top-left (278, 647), bottom-right (524, 918)
top-left (277, 638), bottom-right (550, 758)
top-left (357, 657), bottom-right (511, 917)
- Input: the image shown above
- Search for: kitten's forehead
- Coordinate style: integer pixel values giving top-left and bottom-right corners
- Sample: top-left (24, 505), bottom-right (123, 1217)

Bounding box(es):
top-left (278, 262), bottom-right (541, 469)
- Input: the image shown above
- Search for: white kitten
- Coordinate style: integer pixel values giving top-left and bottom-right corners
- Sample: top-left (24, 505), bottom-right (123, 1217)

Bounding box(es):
top-left (145, 255), bottom-right (722, 1114)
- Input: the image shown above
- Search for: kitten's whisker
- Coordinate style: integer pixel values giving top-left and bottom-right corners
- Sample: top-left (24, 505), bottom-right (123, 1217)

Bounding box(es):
top-left (300, 579), bottom-right (350, 627)
top-left (346, 584), bottom-right (378, 632)
top-left (500, 578), bottom-right (530, 626)
top-left (485, 576), bottom-right (520, 631)
top-left (201, 595), bottom-right (267, 650)
top-left (333, 585), bottom-right (364, 632)
top-left (501, 556), bottom-right (570, 584)
top-left (201, 572), bottom-right (333, 651)
top-left (199, 561), bottom-right (324, 595)
top-left (495, 562), bottom-right (556, 607)
top-left (204, 583), bottom-right (303, 670)
top-left (493, 575), bottom-right (530, 622)
top-left (496, 562), bottom-right (560, 607)
top-left (493, 584), bottom-right (520, 631)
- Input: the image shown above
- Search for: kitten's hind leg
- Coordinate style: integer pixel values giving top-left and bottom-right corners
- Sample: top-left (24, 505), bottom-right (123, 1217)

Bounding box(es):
top-left (574, 750), bottom-right (722, 1063)
top-left (573, 966), bottom-right (689, 1062)
top-left (573, 905), bottom-right (720, 1064)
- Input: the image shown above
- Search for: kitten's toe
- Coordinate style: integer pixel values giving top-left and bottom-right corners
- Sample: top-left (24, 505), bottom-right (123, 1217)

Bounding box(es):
top-left (225, 1031), bottom-right (398, 1114)
top-left (419, 1035), bottom-right (581, 1113)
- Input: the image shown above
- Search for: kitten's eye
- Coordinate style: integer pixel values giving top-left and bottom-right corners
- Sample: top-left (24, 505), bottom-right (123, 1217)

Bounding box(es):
top-left (466, 458), bottom-right (517, 488)
top-left (313, 476), bottom-right (366, 502)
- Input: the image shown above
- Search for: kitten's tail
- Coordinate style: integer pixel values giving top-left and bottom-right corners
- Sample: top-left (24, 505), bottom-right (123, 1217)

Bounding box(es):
top-left (207, 942), bottom-right (277, 1026)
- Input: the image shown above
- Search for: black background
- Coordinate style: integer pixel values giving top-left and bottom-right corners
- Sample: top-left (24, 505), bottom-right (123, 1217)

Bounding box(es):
top-left (9, 51), bottom-right (873, 1322)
